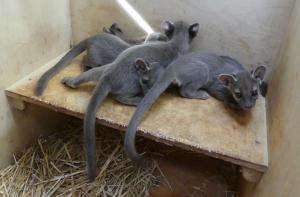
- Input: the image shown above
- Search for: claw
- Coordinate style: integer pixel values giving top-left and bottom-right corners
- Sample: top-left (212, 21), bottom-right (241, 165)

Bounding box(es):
top-left (61, 77), bottom-right (77, 88)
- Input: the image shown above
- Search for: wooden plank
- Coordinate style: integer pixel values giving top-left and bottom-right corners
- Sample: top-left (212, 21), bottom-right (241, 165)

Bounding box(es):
top-left (5, 53), bottom-right (268, 172)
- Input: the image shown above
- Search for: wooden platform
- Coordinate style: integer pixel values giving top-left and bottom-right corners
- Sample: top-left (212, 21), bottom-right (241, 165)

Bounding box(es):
top-left (5, 53), bottom-right (268, 174)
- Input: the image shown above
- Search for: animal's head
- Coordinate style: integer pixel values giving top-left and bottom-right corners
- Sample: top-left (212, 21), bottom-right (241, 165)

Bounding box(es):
top-left (103, 23), bottom-right (124, 36)
top-left (160, 20), bottom-right (199, 54)
top-left (218, 65), bottom-right (267, 110)
top-left (134, 58), bottom-right (164, 94)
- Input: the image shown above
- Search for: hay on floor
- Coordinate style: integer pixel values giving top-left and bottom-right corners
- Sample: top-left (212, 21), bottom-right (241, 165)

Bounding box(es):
top-left (0, 123), bottom-right (162, 196)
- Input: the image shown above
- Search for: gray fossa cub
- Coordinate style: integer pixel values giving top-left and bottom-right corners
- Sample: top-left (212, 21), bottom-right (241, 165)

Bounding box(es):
top-left (125, 52), bottom-right (266, 161)
top-left (35, 23), bottom-right (167, 96)
top-left (62, 21), bottom-right (199, 181)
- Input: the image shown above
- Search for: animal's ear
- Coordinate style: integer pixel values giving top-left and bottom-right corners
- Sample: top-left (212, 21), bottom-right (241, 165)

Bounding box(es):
top-left (189, 23), bottom-right (199, 39)
top-left (135, 58), bottom-right (150, 71)
top-left (103, 27), bottom-right (111, 33)
top-left (218, 74), bottom-right (237, 87)
top-left (252, 65), bottom-right (266, 80)
top-left (110, 23), bottom-right (123, 33)
top-left (161, 21), bottom-right (174, 37)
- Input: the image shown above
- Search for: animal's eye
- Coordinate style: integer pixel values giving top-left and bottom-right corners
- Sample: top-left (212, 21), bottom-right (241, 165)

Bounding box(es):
top-left (252, 90), bottom-right (258, 97)
top-left (235, 91), bottom-right (242, 98)
top-left (141, 78), bottom-right (148, 84)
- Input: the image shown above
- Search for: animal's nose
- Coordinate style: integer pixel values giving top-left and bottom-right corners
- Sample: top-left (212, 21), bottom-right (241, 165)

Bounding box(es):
top-left (244, 103), bottom-right (254, 109)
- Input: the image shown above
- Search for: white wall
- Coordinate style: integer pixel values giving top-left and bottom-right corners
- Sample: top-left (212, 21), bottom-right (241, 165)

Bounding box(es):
top-left (0, 0), bottom-right (71, 167)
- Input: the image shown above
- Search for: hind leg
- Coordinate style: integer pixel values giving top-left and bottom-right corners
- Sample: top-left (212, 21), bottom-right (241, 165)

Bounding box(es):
top-left (82, 55), bottom-right (100, 71)
top-left (114, 95), bottom-right (143, 106)
top-left (82, 55), bottom-right (92, 71)
top-left (62, 68), bottom-right (101, 88)
top-left (179, 82), bottom-right (210, 100)
top-left (86, 45), bottom-right (111, 68)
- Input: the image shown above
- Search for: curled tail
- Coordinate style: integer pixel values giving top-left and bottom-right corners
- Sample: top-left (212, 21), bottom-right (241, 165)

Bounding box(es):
top-left (125, 72), bottom-right (174, 161)
top-left (35, 39), bottom-right (87, 96)
top-left (84, 78), bottom-right (111, 181)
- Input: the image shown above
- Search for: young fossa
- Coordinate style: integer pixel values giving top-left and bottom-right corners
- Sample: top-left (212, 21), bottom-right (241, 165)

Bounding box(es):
top-left (124, 52), bottom-right (266, 161)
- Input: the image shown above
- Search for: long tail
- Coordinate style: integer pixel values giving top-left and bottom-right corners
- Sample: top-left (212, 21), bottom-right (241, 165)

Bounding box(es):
top-left (35, 39), bottom-right (87, 96)
top-left (125, 72), bottom-right (174, 161)
top-left (84, 78), bottom-right (111, 181)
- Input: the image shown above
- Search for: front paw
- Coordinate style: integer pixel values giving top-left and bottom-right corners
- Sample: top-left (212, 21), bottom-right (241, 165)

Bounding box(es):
top-left (61, 77), bottom-right (77, 89)
top-left (197, 91), bottom-right (210, 100)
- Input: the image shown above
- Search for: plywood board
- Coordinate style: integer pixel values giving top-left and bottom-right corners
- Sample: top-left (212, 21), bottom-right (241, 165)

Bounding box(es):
top-left (5, 54), bottom-right (268, 172)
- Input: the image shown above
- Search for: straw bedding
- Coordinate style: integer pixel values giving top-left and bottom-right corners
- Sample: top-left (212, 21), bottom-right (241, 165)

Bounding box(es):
top-left (0, 123), bottom-right (162, 196)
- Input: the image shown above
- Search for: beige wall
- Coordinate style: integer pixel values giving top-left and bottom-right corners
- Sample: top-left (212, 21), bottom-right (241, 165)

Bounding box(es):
top-left (0, 0), bottom-right (71, 167)
top-left (71, 0), bottom-right (293, 77)
top-left (242, 1), bottom-right (300, 196)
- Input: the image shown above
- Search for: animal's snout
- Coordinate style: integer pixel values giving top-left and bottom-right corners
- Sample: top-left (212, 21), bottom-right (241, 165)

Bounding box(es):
top-left (243, 102), bottom-right (254, 109)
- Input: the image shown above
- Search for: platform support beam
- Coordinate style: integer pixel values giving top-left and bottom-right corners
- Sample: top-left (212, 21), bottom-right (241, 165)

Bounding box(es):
top-left (241, 167), bottom-right (263, 183)
top-left (8, 97), bottom-right (26, 111)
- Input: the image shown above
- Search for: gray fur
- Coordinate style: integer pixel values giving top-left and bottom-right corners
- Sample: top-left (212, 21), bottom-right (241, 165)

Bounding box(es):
top-left (62, 58), bottom-right (165, 98)
top-left (134, 58), bottom-right (165, 95)
top-left (62, 21), bottom-right (199, 181)
top-left (103, 23), bottom-right (143, 45)
top-left (35, 23), bottom-right (166, 96)
top-left (125, 52), bottom-right (267, 161)
top-left (144, 32), bottom-right (168, 43)
top-left (35, 33), bottom-right (129, 96)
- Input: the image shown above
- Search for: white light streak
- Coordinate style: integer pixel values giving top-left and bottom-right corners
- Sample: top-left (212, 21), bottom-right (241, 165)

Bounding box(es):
top-left (117, 0), bottom-right (154, 34)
